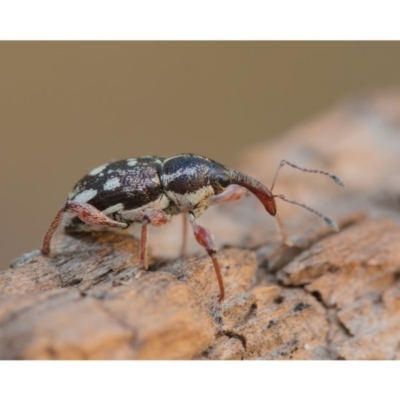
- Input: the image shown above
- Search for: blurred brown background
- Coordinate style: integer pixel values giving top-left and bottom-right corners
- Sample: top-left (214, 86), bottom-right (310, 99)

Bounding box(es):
top-left (1, 42), bottom-right (400, 269)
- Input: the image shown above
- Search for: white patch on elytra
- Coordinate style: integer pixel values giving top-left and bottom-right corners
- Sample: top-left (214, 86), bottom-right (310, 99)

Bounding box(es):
top-left (68, 185), bottom-right (81, 200)
top-left (73, 188), bottom-right (98, 203)
top-left (126, 159), bottom-right (137, 167)
top-left (88, 163), bottom-right (108, 176)
top-left (151, 175), bottom-right (160, 184)
top-left (103, 177), bottom-right (121, 191)
top-left (102, 203), bottom-right (124, 215)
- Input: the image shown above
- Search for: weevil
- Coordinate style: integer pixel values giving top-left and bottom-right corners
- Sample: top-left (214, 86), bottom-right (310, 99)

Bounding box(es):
top-left (42, 154), bottom-right (344, 305)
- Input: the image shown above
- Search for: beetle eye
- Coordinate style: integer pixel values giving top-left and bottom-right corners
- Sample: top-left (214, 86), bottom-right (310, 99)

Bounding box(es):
top-left (217, 173), bottom-right (230, 188)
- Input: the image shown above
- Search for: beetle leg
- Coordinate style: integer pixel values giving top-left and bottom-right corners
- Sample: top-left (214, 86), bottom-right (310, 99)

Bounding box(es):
top-left (208, 184), bottom-right (247, 206)
top-left (42, 207), bottom-right (65, 256)
top-left (188, 213), bottom-right (225, 303)
top-left (42, 201), bottom-right (128, 256)
top-left (139, 209), bottom-right (171, 271)
top-left (180, 211), bottom-right (188, 257)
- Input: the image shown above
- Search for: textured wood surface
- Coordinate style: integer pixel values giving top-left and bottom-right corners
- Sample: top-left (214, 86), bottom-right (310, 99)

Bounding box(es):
top-left (2, 91), bottom-right (400, 359)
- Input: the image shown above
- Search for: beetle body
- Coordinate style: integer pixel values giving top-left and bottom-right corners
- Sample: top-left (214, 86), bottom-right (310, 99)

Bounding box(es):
top-left (63, 154), bottom-right (251, 231)
top-left (42, 153), bottom-right (343, 310)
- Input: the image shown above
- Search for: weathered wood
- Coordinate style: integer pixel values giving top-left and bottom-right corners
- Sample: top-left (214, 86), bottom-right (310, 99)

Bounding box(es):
top-left (2, 91), bottom-right (400, 359)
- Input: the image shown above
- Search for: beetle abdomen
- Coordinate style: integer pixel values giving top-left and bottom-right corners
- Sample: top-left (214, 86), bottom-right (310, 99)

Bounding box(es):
top-left (64, 157), bottom-right (168, 230)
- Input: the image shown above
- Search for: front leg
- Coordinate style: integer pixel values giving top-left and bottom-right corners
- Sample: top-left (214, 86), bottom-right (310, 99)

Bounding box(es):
top-left (42, 201), bottom-right (128, 256)
top-left (188, 213), bottom-right (225, 303)
top-left (188, 213), bottom-right (225, 327)
top-left (207, 184), bottom-right (247, 206)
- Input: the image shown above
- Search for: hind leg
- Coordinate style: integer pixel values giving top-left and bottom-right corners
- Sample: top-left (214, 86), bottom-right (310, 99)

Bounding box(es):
top-left (42, 201), bottom-right (128, 256)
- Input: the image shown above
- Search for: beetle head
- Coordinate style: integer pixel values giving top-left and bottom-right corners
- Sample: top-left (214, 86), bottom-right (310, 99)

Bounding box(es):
top-left (210, 164), bottom-right (232, 194)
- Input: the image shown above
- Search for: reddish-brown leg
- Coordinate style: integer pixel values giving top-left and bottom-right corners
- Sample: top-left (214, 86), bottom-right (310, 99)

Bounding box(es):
top-left (112, 209), bottom-right (171, 286)
top-left (208, 184), bottom-right (247, 206)
top-left (180, 211), bottom-right (188, 257)
top-left (42, 201), bottom-right (128, 256)
top-left (189, 213), bottom-right (225, 303)
top-left (139, 209), bottom-right (171, 270)
top-left (42, 207), bottom-right (65, 256)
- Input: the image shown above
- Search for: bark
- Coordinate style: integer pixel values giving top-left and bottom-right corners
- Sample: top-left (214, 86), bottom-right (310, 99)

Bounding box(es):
top-left (2, 90), bottom-right (400, 359)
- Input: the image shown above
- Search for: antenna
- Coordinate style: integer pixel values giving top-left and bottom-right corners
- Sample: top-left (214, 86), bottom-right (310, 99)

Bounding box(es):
top-left (270, 160), bottom-right (344, 231)
top-left (270, 159), bottom-right (344, 193)
top-left (273, 194), bottom-right (339, 231)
